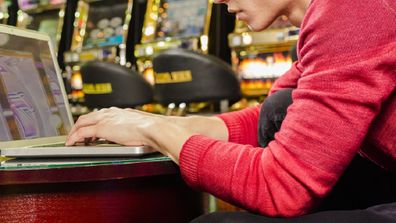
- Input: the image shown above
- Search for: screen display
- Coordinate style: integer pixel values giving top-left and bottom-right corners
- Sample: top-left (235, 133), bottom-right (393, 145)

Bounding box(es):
top-left (0, 1), bottom-right (9, 24)
top-left (238, 51), bottom-right (292, 80)
top-left (0, 32), bottom-right (71, 141)
top-left (155, 0), bottom-right (208, 39)
top-left (18, 0), bottom-right (66, 11)
top-left (18, 0), bottom-right (40, 11)
top-left (24, 10), bottom-right (61, 50)
top-left (49, 0), bottom-right (66, 5)
top-left (237, 51), bottom-right (293, 96)
top-left (18, 5), bottom-right (63, 50)
top-left (83, 0), bottom-right (128, 48)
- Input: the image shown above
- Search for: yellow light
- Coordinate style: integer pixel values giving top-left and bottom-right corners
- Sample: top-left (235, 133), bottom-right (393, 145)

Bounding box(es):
top-left (242, 33), bottom-right (252, 45)
top-left (150, 13), bottom-right (158, 20)
top-left (200, 35), bottom-right (208, 52)
top-left (145, 46), bottom-right (154, 55)
top-left (144, 26), bottom-right (155, 36)
top-left (158, 41), bottom-right (165, 47)
top-left (238, 53), bottom-right (293, 79)
top-left (71, 72), bottom-right (83, 89)
top-left (143, 68), bottom-right (155, 85)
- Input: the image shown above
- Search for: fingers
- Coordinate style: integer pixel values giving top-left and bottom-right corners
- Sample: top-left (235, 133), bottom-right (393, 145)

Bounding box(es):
top-left (67, 107), bottom-right (144, 146)
top-left (66, 125), bottom-right (99, 146)
top-left (68, 108), bottom-right (112, 138)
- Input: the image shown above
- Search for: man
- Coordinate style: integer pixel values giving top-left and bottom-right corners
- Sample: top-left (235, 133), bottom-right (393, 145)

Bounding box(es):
top-left (67, 0), bottom-right (395, 221)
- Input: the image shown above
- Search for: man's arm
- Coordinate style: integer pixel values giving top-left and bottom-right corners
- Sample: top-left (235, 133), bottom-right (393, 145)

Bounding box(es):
top-left (168, 103), bottom-right (262, 147)
top-left (169, 116), bottom-right (228, 142)
top-left (179, 51), bottom-right (395, 217)
top-left (179, 0), bottom-right (396, 216)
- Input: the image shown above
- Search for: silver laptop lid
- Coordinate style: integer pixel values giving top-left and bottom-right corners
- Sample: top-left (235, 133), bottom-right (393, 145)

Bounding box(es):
top-left (0, 25), bottom-right (73, 149)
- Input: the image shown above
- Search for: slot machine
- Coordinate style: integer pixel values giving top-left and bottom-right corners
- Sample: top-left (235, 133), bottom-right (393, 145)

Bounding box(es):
top-left (228, 17), bottom-right (299, 109)
top-left (0, 0), bottom-right (11, 24)
top-left (63, 0), bottom-right (134, 109)
top-left (135, 0), bottom-right (213, 85)
top-left (17, 0), bottom-right (67, 52)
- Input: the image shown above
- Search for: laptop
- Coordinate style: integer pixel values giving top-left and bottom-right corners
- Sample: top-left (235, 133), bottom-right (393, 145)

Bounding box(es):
top-left (0, 25), bottom-right (156, 158)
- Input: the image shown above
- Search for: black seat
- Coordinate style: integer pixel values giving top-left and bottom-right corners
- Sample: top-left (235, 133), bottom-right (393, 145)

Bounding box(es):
top-left (80, 61), bottom-right (153, 109)
top-left (152, 48), bottom-right (241, 105)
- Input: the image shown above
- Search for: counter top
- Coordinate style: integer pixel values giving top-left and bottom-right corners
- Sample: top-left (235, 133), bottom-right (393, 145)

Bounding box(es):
top-left (0, 154), bottom-right (178, 185)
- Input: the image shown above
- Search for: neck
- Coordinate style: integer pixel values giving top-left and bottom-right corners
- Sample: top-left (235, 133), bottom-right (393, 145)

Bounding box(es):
top-left (284, 0), bottom-right (311, 27)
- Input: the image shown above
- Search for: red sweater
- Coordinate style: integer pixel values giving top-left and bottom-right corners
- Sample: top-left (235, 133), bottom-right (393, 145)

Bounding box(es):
top-left (180, 0), bottom-right (396, 217)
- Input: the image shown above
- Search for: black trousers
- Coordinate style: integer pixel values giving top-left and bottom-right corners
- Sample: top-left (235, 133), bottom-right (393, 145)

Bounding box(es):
top-left (191, 203), bottom-right (396, 223)
top-left (191, 89), bottom-right (396, 223)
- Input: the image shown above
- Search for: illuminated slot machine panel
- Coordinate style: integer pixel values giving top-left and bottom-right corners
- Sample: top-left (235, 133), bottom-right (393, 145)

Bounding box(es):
top-left (63, 0), bottom-right (133, 106)
top-left (228, 18), bottom-right (299, 108)
top-left (135, 0), bottom-right (212, 85)
top-left (65, 0), bottom-right (132, 65)
top-left (17, 0), bottom-right (66, 51)
top-left (0, 0), bottom-right (11, 24)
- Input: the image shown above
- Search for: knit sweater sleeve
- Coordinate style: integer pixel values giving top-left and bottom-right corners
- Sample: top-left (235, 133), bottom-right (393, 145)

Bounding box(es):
top-left (269, 61), bottom-right (302, 95)
top-left (180, 0), bottom-right (396, 217)
top-left (216, 105), bottom-right (260, 147)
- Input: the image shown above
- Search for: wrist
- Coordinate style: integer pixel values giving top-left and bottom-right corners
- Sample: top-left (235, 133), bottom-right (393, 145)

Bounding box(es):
top-left (143, 116), bottom-right (194, 164)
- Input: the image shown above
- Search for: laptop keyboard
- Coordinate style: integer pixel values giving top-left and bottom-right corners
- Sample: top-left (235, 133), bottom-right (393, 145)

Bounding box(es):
top-left (34, 140), bottom-right (117, 148)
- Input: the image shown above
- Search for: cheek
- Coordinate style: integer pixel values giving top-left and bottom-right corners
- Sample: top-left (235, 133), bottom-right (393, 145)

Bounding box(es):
top-left (246, 7), bottom-right (280, 31)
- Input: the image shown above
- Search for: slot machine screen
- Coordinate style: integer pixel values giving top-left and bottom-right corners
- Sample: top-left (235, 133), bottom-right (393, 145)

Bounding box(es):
top-left (24, 10), bottom-right (62, 50)
top-left (49, 0), bottom-right (65, 4)
top-left (18, 0), bottom-right (40, 11)
top-left (17, 0), bottom-right (66, 50)
top-left (155, 0), bottom-right (208, 40)
top-left (238, 51), bottom-right (293, 96)
top-left (18, 0), bottom-right (65, 10)
top-left (0, 0), bottom-right (9, 24)
top-left (238, 51), bottom-right (292, 79)
top-left (83, 0), bottom-right (128, 48)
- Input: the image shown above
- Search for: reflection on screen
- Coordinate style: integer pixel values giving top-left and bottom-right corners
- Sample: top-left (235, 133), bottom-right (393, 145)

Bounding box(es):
top-left (18, 8), bottom-right (62, 51)
top-left (0, 33), bottom-right (71, 141)
top-left (37, 18), bottom-right (59, 50)
top-left (155, 0), bottom-right (208, 39)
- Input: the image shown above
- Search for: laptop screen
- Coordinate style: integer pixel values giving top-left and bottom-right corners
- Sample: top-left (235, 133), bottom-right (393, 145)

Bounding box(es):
top-left (0, 30), bottom-right (72, 141)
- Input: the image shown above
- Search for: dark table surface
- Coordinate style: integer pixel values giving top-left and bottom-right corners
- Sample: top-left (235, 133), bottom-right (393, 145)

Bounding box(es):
top-left (0, 154), bottom-right (178, 185)
top-left (0, 154), bottom-right (204, 223)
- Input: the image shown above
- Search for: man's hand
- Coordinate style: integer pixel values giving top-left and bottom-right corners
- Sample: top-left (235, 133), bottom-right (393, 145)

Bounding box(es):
top-left (66, 107), bottom-right (228, 164)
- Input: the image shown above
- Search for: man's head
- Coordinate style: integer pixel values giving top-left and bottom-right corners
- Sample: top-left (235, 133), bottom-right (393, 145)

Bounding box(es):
top-left (213, 0), bottom-right (311, 31)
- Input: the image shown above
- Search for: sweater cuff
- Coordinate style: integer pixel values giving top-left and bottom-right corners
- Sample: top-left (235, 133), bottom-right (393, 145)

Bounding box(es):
top-left (217, 113), bottom-right (244, 144)
top-left (179, 135), bottom-right (215, 189)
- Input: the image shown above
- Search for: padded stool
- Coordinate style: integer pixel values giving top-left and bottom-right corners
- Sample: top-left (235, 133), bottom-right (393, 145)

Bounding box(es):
top-left (153, 48), bottom-right (241, 114)
top-left (80, 61), bottom-right (153, 109)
